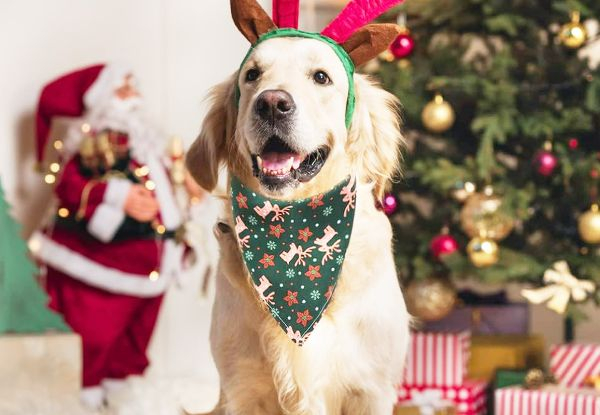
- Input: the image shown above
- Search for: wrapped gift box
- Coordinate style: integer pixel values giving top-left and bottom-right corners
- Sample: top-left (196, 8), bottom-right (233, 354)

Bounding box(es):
top-left (495, 386), bottom-right (600, 415)
top-left (422, 304), bottom-right (529, 335)
top-left (398, 381), bottom-right (488, 415)
top-left (468, 334), bottom-right (545, 382)
top-left (404, 331), bottom-right (471, 387)
top-left (550, 344), bottom-right (600, 387)
top-left (0, 333), bottom-right (81, 396)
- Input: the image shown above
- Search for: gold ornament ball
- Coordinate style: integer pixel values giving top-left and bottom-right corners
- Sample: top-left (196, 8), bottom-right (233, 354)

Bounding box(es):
top-left (578, 204), bottom-right (600, 244)
top-left (421, 93), bottom-right (455, 133)
top-left (405, 278), bottom-right (457, 321)
top-left (559, 11), bottom-right (587, 49)
top-left (467, 237), bottom-right (499, 267)
top-left (460, 192), bottom-right (515, 241)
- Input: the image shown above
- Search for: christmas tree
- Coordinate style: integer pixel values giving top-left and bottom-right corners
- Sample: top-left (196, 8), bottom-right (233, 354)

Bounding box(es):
top-left (0, 179), bottom-right (69, 333)
top-left (374, 0), bottom-right (600, 321)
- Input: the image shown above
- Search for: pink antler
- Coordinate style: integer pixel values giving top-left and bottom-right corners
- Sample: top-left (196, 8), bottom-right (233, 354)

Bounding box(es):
top-left (272, 0), bottom-right (300, 29)
top-left (321, 0), bottom-right (404, 43)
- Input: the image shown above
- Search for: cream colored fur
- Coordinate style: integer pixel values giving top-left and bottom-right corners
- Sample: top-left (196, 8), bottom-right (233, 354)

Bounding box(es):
top-left (187, 37), bottom-right (409, 415)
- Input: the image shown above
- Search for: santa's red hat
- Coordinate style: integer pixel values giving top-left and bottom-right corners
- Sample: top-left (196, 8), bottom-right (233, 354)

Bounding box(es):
top-left (35, 63), bottom-right (131, 163)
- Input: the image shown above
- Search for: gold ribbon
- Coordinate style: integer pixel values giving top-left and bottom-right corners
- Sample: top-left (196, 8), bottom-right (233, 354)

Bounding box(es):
top-left (521, 261), bottom-right (596, 314)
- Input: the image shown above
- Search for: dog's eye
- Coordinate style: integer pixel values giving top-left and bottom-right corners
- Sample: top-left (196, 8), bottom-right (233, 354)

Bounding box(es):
top-left (245, 68), bottom-right (261, 82)
top-left (313, 71), bottom-right (331, 85)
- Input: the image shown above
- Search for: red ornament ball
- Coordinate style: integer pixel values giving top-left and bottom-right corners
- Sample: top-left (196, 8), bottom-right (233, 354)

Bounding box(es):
top-left (591, 169), bottom-right (599, 179)
top-left (390, 33), bottom-right (415, 59)
top-left (533, 151), bottom-right (558, 176)
top-left (430, 234), bottom-right (459, 259)
top-left (568, 138), bottom-right (579, 150)
top-left (382, 193), bottom-right (398, 215)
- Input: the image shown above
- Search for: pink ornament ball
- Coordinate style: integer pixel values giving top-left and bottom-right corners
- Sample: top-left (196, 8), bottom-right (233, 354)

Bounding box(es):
top-left (430, 234), bottom-right (459, 259)
top-left (382, 193), bottom-right (398, 215)
top-left (533, 151), bottom-right (558, 176)
top-left (390, 33), bottom-right (415, 59)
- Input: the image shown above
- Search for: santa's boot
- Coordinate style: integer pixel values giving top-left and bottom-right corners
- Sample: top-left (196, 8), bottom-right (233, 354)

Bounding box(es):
top-left (80, 386), bottom-right (105, 410)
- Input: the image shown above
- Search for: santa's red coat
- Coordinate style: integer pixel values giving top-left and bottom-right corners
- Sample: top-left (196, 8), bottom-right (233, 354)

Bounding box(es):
top-left (32, 150), bottom-right (183, 297)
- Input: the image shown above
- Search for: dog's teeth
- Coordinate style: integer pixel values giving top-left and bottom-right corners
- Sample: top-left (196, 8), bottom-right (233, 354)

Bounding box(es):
top-left (284, 157), bottom-right (294, 172)
top-left (262, 167), bottom-right (267, 174)
top-left (257, 156), bottom-right (263, 169)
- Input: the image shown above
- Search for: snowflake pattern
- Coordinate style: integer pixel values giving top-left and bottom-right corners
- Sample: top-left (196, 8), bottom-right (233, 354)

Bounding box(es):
top-left (231, 175), bottom-right (356, 347)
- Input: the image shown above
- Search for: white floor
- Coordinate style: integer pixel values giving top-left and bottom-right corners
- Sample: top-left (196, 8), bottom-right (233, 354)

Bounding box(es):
top-left (0, 376), bottom-right (220, 415)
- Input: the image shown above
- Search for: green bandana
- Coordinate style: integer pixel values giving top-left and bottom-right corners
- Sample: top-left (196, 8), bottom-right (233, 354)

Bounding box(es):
top-left (237, 28), bottom-right (356, 128)
top-left (231, 176), bottom-right (357, 346)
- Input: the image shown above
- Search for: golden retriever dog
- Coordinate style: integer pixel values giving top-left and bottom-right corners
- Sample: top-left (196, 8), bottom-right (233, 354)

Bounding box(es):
top-left (186, 1), bottom-right (409, 413)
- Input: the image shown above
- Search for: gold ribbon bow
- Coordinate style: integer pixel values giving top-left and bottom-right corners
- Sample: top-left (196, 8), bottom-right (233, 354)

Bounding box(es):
top-left (521, 261), bottom-right (596, 314)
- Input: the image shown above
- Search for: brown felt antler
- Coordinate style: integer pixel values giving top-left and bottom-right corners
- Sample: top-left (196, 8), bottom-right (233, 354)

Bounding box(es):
top-left (341, 24), bottom-right (402, 66)
top-left (231, 0), bottom-right (277, 44)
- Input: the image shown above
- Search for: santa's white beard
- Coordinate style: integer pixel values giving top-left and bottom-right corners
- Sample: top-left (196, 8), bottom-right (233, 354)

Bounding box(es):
top-left (66, 97), bottom-right (167, 163)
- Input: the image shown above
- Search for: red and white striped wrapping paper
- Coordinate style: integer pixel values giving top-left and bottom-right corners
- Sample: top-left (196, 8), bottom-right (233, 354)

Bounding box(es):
top-left (495, 386), bottom-right (600, 415)
top-left (403, 331), bottom-right (471, 387)
top-left (397, 380), bottom-right (488, 415)
top-left (550, 344), bottom-right (600, 387)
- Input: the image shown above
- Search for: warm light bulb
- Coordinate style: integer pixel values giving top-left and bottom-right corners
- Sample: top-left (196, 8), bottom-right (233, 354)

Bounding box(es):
top-left (145, 180), bottom-right (156, 191)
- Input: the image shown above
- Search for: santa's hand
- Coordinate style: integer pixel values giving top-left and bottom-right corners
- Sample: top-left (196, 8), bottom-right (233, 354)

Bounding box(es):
top-left (124, 185), bottom-right (159, 222)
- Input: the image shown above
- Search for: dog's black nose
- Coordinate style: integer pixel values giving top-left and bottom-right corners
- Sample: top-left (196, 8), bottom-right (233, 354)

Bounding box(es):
top-left (255, 90), bottom-right (295, 122)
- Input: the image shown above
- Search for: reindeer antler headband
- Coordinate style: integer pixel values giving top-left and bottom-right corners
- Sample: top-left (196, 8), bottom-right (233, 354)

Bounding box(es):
top-left (233, 0), bottom-right (403, 128)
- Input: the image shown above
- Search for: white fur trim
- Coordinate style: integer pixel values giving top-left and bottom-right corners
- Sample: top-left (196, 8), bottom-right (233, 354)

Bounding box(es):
top-left (104, 178), bottom-right (132, 209)
top-left (83, 63), bottom-right (132, 110)
top-left (146, 156), bottom-right (182, 230)
top-left (29, 232), bottom-right (169, 297)
top-left (87, 204), bottom-right (126, 243)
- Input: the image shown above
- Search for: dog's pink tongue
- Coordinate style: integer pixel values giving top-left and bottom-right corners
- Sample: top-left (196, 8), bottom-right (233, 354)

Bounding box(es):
top-left (261, 152), bottom-right (303, 171)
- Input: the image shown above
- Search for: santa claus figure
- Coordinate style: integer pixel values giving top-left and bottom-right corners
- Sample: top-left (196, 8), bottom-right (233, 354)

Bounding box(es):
top-left (30, 64), bottom-right (202, 409)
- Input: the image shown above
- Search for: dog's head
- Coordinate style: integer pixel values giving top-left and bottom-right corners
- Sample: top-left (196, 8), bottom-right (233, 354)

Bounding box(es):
top-left (187, 0), bottom-right (404, 201)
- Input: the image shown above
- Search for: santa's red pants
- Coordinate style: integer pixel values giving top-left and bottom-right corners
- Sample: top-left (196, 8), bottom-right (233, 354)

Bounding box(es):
top-left (46, 269), bottom-right (164, 387)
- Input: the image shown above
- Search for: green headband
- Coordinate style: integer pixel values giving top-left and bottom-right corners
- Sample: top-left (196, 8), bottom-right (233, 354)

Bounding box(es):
top-left (236, 28), bottom-right (356, 129)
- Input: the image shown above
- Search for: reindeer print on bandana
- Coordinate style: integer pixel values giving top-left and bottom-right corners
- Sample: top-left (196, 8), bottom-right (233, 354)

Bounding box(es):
top-left (231, 176), bottom-right (357, 346)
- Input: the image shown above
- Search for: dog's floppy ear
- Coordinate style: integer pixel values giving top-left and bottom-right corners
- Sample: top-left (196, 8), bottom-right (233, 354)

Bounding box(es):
top-left (186, 75), bottom-right (237, 192)
top-left (347, 74), bottom-right (404, 201)
top-left (342, 24), bottom-right (402, 66)
top-left (231, 0), bottom-right (277, 44)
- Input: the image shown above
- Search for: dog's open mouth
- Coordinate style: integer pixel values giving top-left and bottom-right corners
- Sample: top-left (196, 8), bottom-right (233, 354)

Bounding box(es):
top-left (251, 136), bottom-right (329, 189)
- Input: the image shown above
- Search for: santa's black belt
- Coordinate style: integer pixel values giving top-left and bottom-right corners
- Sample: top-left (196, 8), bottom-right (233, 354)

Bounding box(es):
top-left (53, 215), bottom-right (176, 242)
